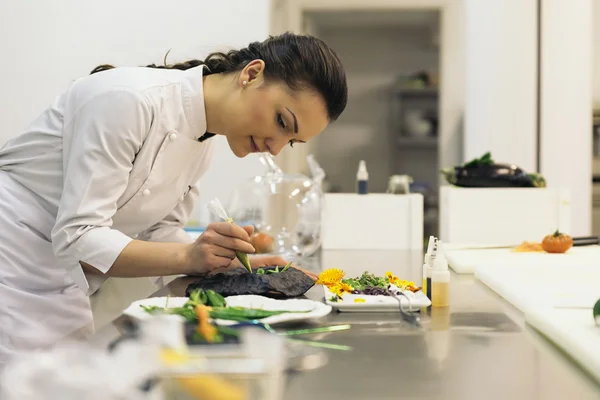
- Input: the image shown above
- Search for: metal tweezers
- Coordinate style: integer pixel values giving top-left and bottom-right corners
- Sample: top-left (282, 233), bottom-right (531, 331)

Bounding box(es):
top-left (389, 291), bottom-right (421, 327)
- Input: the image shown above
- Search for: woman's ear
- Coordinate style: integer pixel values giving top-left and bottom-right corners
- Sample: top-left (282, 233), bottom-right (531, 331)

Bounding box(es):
top-left (240, 59), bottom-right (265, 86)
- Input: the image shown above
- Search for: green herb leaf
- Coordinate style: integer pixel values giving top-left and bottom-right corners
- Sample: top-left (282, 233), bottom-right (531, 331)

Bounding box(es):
top-left (281, 262), bottom-right (292, 272)
top-left (256, 268), bottom-right (265, 275)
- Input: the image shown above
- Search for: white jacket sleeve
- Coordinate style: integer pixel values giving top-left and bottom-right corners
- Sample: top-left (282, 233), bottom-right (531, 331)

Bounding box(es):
top-left (136, 184), bottom-right (200, 244)
top-left (51, 89), bottom-right (152, 275)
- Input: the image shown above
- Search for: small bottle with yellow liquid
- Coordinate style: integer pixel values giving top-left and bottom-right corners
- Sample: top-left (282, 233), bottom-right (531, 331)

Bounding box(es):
top-left (422, 236), bottom-right (436, 301)
top-left (431, 240), bottom-right (450, 307)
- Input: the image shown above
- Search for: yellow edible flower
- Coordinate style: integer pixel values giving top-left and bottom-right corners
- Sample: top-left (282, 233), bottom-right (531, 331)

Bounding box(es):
top-left (316, 268), bottom-right (346, 286)
top-left (329, 282), bottom-right (354, 297)
top-left (385, 271), bottom-right (415, 289)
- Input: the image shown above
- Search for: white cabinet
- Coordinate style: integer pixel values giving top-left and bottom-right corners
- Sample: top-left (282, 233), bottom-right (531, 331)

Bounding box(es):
top-left (593, 183), bottom-right (600, 236)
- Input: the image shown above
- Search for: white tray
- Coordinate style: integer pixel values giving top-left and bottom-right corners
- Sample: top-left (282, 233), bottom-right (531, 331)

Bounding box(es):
top-left (526, 307), bottom-right (600, 383)
top-left (323, 287), bottom-right (431, 312)
top-left (124, 295), bottom-right (332, 326)
top-left (475, 263), bottom-right (600, 312)
top-left (447, 245), bottom-right (600, 274)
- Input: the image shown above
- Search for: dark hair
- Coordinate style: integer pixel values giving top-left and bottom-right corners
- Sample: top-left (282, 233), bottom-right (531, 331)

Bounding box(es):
top-left (91, 32), bottom-right (347, 121)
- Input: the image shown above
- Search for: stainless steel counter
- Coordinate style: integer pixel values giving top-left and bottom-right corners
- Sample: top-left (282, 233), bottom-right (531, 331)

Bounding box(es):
top-left (92, 250), bottom-right (600, 399)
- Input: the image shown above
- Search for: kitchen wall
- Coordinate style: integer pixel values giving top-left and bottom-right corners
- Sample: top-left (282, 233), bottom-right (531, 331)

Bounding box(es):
top-left (308, 24), bottom-right (440, 193)
top-left (0, 0), bottom-right (269, 227)
top-left (594, 0), bottom-right (600, 106)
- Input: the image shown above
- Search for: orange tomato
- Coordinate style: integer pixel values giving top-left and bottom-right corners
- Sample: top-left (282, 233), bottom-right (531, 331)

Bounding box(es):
top-left (541, 230), bottom-right (573, 254)
top-left (249, 232), bottom-right (274, 254)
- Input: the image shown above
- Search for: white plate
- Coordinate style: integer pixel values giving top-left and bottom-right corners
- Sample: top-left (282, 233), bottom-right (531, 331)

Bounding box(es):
top-left (323, 287), bottom-right (431, 312)
top-left (123, 295), bottom-right (332, 326)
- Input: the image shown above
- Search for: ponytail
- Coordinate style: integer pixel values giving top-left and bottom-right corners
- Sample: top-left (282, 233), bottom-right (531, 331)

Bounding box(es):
top-left (91, 32), bottom-right (347, 121)
top-left (90, 46), bottom-right (261, 77)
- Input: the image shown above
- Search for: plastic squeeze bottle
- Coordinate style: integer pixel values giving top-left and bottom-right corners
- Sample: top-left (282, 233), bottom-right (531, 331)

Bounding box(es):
top-left (356, 160), bottom-right (368, 194)
top-left (422, 236), bottom-right (436, 301)
top-left (431, 240), bottom-right (450, 307)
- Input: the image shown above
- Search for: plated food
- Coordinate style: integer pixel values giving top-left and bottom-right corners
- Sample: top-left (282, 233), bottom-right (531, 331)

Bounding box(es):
top-left (441, 151), bottom-right (546, 188)
top-left (128, 289), bottom-right (330, 344)
top-left (185, 265), bottom-right (315, 298)
top-left (315, 268), bottom-right (430, 311)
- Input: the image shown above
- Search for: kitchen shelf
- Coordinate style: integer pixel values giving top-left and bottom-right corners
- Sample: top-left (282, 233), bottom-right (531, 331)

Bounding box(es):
top-left (393, 87), bottom-right (439, 98)
top-left (396, 136), bottom-right (438, 149)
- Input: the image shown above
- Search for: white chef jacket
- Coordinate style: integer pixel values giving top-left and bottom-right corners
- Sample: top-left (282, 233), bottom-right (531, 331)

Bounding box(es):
top-left (0, 65), bottom-right (215, 295)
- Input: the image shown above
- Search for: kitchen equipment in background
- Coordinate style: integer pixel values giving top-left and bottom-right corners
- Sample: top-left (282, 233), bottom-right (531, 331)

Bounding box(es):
top-left (404, 110), bottom-right (433, 137)
top-left (356, 160), bottom-right (369, 194)
top-left (226, 154), bottom-right (325, 259)
top-left (387, 175), bottom-right (414, 194)
top-left (392, 69), bottom-right (439, 144)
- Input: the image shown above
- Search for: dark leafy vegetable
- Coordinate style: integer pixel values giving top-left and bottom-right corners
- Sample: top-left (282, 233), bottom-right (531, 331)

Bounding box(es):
top-left (441, 152), bottom-right (546, 188)
top-left (352, 285), bottom-right (399, 297)
top-left (463, 151), bottom-right (493, 168)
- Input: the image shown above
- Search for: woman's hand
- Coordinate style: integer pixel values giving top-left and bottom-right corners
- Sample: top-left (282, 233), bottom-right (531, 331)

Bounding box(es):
top-left (229, 255), bottom-right (319, 281)
top-left (185, 222), bottom-right (255, 274)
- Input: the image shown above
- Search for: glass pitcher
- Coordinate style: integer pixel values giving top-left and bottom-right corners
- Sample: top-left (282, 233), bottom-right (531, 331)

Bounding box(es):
top-left (225, 154), bottom-right (325, 258)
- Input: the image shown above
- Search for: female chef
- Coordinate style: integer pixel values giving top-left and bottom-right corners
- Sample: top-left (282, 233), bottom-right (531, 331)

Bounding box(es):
top-left (0, 32), bottom-right (347, 361)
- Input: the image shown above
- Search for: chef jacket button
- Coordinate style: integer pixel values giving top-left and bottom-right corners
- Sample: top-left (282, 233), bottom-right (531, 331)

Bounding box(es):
top-left (169, 132), bottom-right (177, 141)
top-left (179, 195), bottom-right (185, 201)
top-left (142, 189), bottom-right (151, 196)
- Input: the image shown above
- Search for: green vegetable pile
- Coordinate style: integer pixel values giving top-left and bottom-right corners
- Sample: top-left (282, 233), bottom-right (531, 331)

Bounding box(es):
top-left (141, 288), bottom-right (308, 323)
top-left (462, 151), bottom-right (494, 168)
top-left (255, 262), bottom-right (292, 275)
top-left (342, 272), bottom-right (388, 291)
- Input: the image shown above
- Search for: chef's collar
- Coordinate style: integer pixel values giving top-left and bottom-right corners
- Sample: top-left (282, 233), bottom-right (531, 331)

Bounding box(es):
top-left (197, 132), bottom-right (216, 142)
top-left (181, 65), bottom-right (209, 140)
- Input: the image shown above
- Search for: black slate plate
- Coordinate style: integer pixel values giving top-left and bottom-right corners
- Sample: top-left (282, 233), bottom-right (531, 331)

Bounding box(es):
top-left (185, 266), bottom-right (315, 299)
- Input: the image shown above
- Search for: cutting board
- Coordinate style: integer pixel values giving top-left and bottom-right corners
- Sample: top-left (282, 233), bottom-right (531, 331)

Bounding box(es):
top-left (475, 263), bottom-right (600, 312)
top-left (446, 246), bottom-right (600, 274)
top-left (526, 308), bottom-right (600, 383)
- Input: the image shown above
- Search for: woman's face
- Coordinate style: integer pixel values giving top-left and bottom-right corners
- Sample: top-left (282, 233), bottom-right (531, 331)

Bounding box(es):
top-left (222, 60), bottom-right (330, 158)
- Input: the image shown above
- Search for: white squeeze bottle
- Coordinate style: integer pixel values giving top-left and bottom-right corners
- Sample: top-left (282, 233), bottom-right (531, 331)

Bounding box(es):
top-left (422, 236), bottom-right (436, 301)
top-left (431, 240), bottom-right (450, 307)
top-left (356, 160), bottom-right (368, 194)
